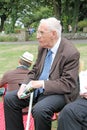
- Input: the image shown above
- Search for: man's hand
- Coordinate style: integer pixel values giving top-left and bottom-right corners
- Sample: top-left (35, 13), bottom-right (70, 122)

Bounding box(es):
top-left (30, 80), bottom-right (44, 89)
top-left (17, 80), bottom-right (44, 99)
top-left (17, 84), bottom-right (26, 99)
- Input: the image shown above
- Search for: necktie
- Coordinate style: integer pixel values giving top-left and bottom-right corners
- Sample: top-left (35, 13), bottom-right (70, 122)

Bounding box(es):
top-left (39, 49), bottom-right (52, 80)
top-left (35, 50), bottom-right (52, 96)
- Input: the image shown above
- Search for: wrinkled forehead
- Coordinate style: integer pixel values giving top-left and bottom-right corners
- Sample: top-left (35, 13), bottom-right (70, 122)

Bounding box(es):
top-left (37, 23), bottom-right (49, 32)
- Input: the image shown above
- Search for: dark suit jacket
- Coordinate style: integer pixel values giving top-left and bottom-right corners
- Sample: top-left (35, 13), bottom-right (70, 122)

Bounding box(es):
top-left (24, 38), bottom-right (80, 103)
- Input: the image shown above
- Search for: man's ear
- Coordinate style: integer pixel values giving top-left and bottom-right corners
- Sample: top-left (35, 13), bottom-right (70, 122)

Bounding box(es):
top-left (52, 30), bottom-right (58, 38)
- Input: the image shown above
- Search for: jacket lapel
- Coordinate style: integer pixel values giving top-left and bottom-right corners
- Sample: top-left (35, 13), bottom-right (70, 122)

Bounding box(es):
top-left (39, 49), bottom-right (48, 74)
top-left (50, 40), bottom-right (64, 75)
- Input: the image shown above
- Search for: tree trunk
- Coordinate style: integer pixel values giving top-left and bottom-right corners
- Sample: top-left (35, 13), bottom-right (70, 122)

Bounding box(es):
top-left (0, 15), bottom-right (6, 32)
top-left (72, 0), bottom-right (80, 32)
top-left (53, 0), bottom-right (61, 19)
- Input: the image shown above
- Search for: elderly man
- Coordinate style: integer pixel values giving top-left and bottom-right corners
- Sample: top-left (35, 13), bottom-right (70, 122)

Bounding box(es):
top-left (4, 17), bottom-right (80, 130)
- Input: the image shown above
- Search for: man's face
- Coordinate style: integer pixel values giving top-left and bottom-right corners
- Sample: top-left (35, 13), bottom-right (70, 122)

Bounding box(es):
top-left (36, 23), bottom-right (54, 48)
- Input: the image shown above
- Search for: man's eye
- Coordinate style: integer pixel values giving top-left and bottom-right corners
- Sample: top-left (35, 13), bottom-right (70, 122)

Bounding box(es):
top-left (37, 31), bottom-right (44, 35)
top-left (40, 31), bottom-right (44, 34)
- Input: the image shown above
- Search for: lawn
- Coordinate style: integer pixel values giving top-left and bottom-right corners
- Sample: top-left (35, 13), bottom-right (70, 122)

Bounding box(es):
top-left (75, 43), bottom-right (87, 71)
top-left (0, 43), bottom-right (38, 78)
top-left (0, 42), bottom-right (87, 78)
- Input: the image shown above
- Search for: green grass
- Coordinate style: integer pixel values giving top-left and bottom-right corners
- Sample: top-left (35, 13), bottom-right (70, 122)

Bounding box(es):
top-left (0, 43), bottom-right (38, 78)
top-left (0, 43), bottom-right (87, 78)
top-left (75, 43), bottom-right (87, 70)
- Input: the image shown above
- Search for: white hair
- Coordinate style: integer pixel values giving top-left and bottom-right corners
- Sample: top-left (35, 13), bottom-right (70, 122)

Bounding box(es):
top-left (40, 17), bottom-right (62, 37)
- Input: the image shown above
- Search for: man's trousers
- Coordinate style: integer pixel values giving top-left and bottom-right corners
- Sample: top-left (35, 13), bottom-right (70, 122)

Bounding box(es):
top-left (4, 90), bottom-right (66, 130)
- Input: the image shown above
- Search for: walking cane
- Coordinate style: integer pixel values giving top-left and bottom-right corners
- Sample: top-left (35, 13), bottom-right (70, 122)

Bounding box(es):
top-left (26, 92), bottom-right (34, 130)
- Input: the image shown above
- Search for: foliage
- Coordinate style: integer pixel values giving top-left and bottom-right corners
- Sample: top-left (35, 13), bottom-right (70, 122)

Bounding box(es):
top-left (0, 0), bottom-right (29, 32)
top-left (28, 32), bottom-right (37, 41)
top-left (21, 6), bottom-right (53, 28)
top-left (61, 15), bottom-right (69, 32)
top-left (0, 35), bottom-right (18, 42)
top-left (4, 22), bottom-right (13, 34)
top-left (78, 20), bottom-right (87, 31)
top-left (0, 0), bottom-right (87, 33)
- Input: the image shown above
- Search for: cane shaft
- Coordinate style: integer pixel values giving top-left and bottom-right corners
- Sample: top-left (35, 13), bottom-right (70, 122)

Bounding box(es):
top-left (26, 92), bottom-right (34, 130)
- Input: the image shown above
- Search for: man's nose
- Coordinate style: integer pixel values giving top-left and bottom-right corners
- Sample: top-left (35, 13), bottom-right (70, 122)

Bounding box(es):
top-left (37, 33), bottom-right (41, 39)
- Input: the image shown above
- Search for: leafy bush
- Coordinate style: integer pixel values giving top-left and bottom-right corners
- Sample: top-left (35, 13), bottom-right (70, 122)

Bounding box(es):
top-left (14, 28), bottom-right (25, 34)
top-left (78, 20), bottom-right (87, 31)
top-left (29, 32), bottom-right (37, 41)
top-left (14, 29), bottom-right (21, 33)
top-left (0, 35), bottom-right (18, 42)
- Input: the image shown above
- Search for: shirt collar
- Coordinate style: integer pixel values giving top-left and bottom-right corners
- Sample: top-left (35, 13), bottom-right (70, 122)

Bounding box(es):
top-left (51, 37), bottom-right (61, 54)
top-left (17, 65), bottom-right (29, 69)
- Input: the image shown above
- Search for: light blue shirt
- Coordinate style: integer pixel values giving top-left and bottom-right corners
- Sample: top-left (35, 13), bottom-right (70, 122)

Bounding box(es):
top-left (43, 37), bottom-right (61, 88)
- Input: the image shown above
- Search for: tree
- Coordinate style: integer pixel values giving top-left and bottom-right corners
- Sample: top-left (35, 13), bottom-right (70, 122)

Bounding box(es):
top-left (0, 1), bottom-right (11, 32)
top-left (0, 0), bottom-right (30, 32)
top-left (53, 0), bottom-right (61, 19)
top-left (21, 6), bottom-right (53, 29)
top-left (0, 0), bottom-right (87, 33)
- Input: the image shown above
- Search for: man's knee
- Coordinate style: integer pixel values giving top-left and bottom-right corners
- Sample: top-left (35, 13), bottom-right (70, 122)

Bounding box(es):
top-left (59, 103), bottom-right (75, 119)
top-left (4, 92), bottom-right (10, 103)
top-left (4, 91), bottom-right (16, 106)
top-left (32, 103), bottom-right (44, 118)
top-left (32, 102), bottom-right (52, 120)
